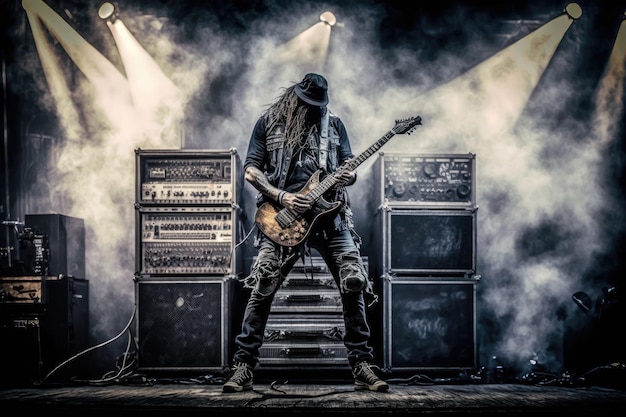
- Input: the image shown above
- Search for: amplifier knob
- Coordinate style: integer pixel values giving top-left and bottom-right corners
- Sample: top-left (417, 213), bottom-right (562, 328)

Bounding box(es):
top-left (457, 184), bottom-right (471, 198)
top-left (392, 183), bottom-right (406, 197)
top-left (423, 163), bottom-right (437, 177)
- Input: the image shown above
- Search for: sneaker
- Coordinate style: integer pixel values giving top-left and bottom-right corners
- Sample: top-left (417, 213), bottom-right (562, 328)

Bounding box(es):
top-left (352, 360), bottom-right (389, 392)
top-left (222, 361), bottom-right (253, 392)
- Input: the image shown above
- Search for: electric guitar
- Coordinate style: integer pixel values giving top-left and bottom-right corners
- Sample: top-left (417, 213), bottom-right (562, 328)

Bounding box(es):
top-left (255, 116), bottom-right (422, 247)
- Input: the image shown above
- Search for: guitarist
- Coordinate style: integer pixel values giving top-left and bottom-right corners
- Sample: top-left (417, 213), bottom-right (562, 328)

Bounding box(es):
top-left (223, 73), bottom-right (388, 393)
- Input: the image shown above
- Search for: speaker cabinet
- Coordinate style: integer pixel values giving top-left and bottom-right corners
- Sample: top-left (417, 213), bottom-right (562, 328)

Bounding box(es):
top-left (25, 214), bottom-right (85, 278)
top-left (136, 278), bottom-right (232, 371)
top-left (374, 208), bottom-right (477, 276)
top-left (0, 316), bottom-right (42, 387)
top-left (40, 276), bottom-right (89, 377)
top-left (383, 278), bottom-right (477, 371)
top-left (0, 275), bottom-right (88, 386)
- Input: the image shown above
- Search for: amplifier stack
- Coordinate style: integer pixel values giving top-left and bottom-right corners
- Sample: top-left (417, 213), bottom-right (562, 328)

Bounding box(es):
top-left (370, 152), bottom-right (479, 373)
top-left (134, 148), bottom-right (242, 372)
top-left (256, 255), bottom-right (368, 370)
top-left (1, 213), bottom-right (88, 387)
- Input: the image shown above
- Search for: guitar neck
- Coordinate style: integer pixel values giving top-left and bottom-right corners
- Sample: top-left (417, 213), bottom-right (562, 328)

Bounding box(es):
top-left (308, 129), bottom-right (397, 201)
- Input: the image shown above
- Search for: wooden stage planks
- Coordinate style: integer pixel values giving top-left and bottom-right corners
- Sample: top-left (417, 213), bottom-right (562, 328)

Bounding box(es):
top-left (1, 382), bottom-right (625, 416)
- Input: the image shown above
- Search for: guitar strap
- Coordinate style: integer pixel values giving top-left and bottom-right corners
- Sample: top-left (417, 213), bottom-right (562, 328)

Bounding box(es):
top-left (319, 110), bottom-right (329, 170)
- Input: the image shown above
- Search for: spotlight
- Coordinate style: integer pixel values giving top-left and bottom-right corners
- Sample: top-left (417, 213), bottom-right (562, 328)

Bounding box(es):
top-left (564, 3), bottom-right (583, 20)
top-left (98, 2), bottom-right (118, 23)
top-left (320, 11), bottom-right (336, 27)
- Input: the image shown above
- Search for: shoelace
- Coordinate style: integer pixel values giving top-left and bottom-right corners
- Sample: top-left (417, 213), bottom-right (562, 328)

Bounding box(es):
top-left (229, 363), bottom-right (251, 383)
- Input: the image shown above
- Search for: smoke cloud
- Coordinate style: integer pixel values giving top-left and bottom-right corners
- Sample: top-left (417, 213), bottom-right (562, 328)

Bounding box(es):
top-left (8, 0), bottom-right (625, 377)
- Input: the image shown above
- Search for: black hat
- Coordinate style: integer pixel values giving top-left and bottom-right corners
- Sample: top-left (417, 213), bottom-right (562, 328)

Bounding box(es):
top-left (294, 73), bottom-right (329, 106)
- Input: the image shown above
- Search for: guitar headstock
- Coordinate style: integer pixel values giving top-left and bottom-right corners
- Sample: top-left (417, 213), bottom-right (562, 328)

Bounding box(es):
top-left (393, 116), bottom-right (422, 135)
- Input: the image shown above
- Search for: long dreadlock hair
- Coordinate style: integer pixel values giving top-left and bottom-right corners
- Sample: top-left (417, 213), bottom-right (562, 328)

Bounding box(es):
top-left (264, 85), bottom-right (316, 149)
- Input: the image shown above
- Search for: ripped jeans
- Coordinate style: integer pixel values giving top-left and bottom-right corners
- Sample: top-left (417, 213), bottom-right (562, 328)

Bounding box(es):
top-left (232, 226), bottom-right (374, 369)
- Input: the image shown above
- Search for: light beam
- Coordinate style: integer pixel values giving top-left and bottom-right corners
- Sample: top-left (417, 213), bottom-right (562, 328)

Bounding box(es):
top-left (273, 11), bottom-right (335, 73)
top-left (100, 5), bottom-right (183, 146)
top-left (592, 10), bottom-right (626, 146)
top-left (414, 7), bottom-right (580, 143)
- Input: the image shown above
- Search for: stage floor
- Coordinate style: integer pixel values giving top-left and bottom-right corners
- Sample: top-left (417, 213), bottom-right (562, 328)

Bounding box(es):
top-left (2, 376), bottom-right (625, 416)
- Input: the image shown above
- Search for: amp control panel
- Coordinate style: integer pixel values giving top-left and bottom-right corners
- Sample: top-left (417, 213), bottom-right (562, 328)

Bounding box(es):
top-left (136, 206), bottom-right (240, 275)
top-left (135, 148), bottom-right (241, 206)
top-left (373, 152), bottom-right (475, 208)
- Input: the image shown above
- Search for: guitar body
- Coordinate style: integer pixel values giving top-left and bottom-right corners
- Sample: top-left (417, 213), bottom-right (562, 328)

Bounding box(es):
top-left (255, 170), bottom-right (342, 247)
